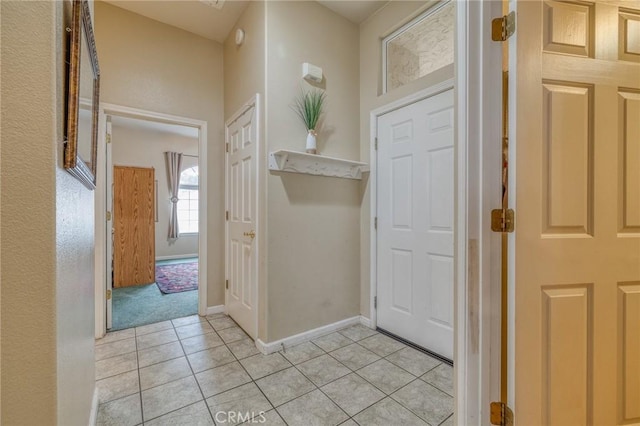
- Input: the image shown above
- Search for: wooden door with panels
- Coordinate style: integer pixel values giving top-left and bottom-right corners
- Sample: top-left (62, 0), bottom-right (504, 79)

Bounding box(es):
top-left (226, 102), bottom-right (258, 340)
top-left (113, 166), bottom-right (156, 288)
top-left (511, 1), bottom-right (640, 424)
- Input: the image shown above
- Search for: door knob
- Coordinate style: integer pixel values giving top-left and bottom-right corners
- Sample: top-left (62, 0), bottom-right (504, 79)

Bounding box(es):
top-left (243, 230), bottom-right (256, 239)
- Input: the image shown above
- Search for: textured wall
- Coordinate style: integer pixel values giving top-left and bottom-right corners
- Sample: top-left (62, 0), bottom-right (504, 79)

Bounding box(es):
top-left (55, 170), bottom-right (96, 426)
top-left (56, 0), bottom-right (98, 420)
top-left (1, 2), bottom-right (59, 422)
top-left (95, 1), bottom-right (225, 307)
top-left (387, 43), bottom-right (420, 90)
top-left (386, 2), bottom-right (454, 91)
top-left (264, 1), bottom-right (361, 342)
top-left (359, 1), bottom-right (455, 319)
top-left (1, 0), bottom-right (96, 424)
top-left (111, 123), bottom-right (199, 259)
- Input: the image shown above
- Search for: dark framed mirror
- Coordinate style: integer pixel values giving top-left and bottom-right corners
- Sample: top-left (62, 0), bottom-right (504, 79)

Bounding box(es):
top-left (65, 0), bottom-right (100, 189)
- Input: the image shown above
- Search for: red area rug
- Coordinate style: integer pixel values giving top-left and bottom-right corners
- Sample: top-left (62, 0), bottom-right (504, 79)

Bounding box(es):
top-left (155, 261), bottom-right (198, 294)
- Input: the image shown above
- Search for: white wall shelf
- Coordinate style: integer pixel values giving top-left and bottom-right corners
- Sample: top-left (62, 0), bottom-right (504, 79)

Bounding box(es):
top-left (268, 149), bottom-right (370, 180)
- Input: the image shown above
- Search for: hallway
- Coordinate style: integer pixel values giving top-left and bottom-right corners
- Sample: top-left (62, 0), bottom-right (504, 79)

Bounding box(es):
top-left (95, 314), bottom-right (453, 425)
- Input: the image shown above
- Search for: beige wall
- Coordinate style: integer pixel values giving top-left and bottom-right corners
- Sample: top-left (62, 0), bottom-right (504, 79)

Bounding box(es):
top-left (56, 2), bottom-right (97, 423)
top-left (55, 166), bottom-right (96, 426)
top-left (224, 1), bottom-right (266, 119)
top-left (95, 1), bottom-right (225, 307)
top-left (111, 123), bottom-right (199, 259)
top-left (359, 1), bottom-right (454, 319)
top-left (223, 1), bottom-right (268, 338)
top-left (264, 1), bottom-right (361, 342)
top-left (1, 0), bottom-right (96, 424)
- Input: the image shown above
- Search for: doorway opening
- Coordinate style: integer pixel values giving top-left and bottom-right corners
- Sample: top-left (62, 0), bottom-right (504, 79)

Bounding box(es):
top-left (95, 105), bottom-right (208, 335)
top-left (109, 116), bottom-right (199, 330)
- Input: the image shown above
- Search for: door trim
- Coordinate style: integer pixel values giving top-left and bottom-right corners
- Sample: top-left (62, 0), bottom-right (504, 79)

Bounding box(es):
top-left (454, 0), bottom-right (504, 423)
top-left (95, 103), bottom-right (208, 338)
top-left (224, 94), bottom-right (261, 340)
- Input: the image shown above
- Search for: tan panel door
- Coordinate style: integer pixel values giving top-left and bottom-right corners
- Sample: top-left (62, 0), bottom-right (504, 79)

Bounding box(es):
top-left (114, 166), bottom-right (155, 288)
top-left (514, 1), bottom-right (640, 424)
top-left (227, 104), bottom-right (258, 339)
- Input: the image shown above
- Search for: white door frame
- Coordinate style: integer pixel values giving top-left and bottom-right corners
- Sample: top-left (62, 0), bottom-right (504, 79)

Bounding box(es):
top-left (368, 1), bottom-right (504, 423)
top-left (506, 0), bottom-right (518, 413)
top-left (224, 94), bottom-right (261, 339)
top-left (456, 0), bottom-right (505, 422)
top-left (105, 118), bottom-right (113, 329)
top-left (455, 1), bottom-right (504, 422)
top-left (95, 103), bottom-right (208, 337)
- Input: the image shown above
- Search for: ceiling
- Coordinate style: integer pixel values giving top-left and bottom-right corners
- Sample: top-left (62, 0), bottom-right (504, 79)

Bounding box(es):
top-left (111, 115), bottom-right (200, 138)
top-left (317, 1), bottom-right (388, 24)
top-left (103, 0), bottom-right (250, 43)
top-left (103, 1), bottom-right (388, 43)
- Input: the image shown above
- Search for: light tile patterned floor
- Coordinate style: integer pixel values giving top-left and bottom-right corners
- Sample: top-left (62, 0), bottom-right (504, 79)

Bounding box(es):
top-left (95, 314), bottom-right (453, 426)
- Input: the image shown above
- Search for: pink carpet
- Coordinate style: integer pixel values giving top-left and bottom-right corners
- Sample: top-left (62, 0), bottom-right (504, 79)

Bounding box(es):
top-left (155, 261), bottom-right (198, 294)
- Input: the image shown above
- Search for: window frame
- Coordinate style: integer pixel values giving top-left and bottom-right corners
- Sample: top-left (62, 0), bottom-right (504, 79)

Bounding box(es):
top-left (177, 166), bottom-right (199, 236)
top-left (381, 1), bottom-right (452, 94)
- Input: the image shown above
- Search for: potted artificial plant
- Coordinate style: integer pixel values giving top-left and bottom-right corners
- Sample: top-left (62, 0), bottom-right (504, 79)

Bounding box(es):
top-left (292, 88), bottom-right (326, 154)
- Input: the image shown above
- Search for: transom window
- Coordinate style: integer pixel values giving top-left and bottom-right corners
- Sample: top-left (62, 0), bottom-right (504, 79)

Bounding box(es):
top-left (178, 166), bottom-right (199, 234)
top-left (382, 1), bottom-right (454, 93)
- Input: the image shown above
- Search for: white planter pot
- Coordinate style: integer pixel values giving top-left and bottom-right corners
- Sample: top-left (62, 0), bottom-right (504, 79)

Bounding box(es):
top-left (306, 130), bottom-right (317, 154)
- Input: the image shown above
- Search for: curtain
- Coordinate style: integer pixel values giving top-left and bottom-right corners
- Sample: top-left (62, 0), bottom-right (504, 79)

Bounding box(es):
top-left (165, 151), bottom-right (183, 241)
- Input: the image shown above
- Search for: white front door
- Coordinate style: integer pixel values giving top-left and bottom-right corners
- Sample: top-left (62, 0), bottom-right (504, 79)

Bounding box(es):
top-left (512, 1), bottom-right (640, 423)
top-left (376, 89), bottom-right (455, 360)
top-left (226, 101), bottom-right (258, 339)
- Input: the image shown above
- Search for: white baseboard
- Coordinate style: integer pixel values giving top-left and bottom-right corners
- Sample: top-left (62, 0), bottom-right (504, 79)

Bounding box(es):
top-left (205, 305), bottom-right (225, 316)
top-left (156, 254), bottom-right (198, 261)
top-left (88, 387), bottom-right (98, 426)
top-left (255, 316), bottom-right (363, 354)
top-left (360, 316), bottom-right (372, 328)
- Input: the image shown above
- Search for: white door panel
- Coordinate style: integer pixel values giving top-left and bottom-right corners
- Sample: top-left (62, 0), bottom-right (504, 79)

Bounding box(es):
top-left (377, 89), bottom-right (455, 360)
top-left (227, 104), bottom-right (258, 339)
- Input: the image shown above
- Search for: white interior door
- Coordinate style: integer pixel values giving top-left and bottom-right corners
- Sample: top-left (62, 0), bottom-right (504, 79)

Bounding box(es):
top-left (106, 118), bottom-right (113, 329)
top-left (512, 1), bottom-right (640, 424)
top-left (376, 89), bottom-right (455, 360)
top-left (226, 102), bottom-right (258, 339)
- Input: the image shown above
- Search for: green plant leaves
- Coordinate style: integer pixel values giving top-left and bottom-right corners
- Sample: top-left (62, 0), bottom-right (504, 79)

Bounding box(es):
top-left (291, 88), bottom-right (326, 131)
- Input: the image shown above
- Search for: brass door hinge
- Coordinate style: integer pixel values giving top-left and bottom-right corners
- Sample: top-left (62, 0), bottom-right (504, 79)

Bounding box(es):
top-left (492, 11), bottom-right (516, 41)
top-left (490, 402), bottom-right (513, 426)
top-left (106, 133), bottom-right (112, 144)
top-left (226, 143), bottom-right (229, 153)
top-left (226, 211), bottom-right (229, 221)
top-left (106, 211), bottom-right (112, 221)
top-left (106, 289), bottom-right (112, 300)
top-left (491, 209), bottom-right (515, 233)
top-left (226, 279), bottom-right (229, 290)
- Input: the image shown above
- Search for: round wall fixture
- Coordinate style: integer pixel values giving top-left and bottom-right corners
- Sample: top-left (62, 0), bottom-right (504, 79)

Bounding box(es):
top-left (235, 28), bottom-right (245, 46)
